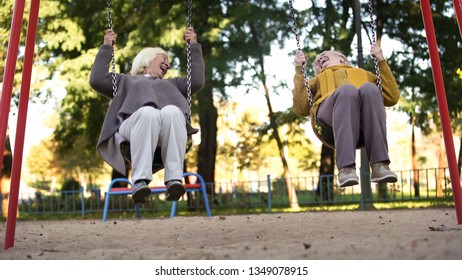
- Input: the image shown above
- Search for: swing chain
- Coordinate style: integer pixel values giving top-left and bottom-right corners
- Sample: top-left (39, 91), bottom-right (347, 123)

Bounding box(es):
top-left (288, 0), bottom-right (313, 108)
top-left (368, 0), bottom-right (382, 92)
top-left (106, 0), bottom-right (118, 97)
top-left (186, 0), bottom-right (193, 112)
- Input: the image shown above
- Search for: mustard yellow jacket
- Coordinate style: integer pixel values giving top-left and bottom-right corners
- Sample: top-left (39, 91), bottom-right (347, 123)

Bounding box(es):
top-left (291, 60), bottom-right (400, 147)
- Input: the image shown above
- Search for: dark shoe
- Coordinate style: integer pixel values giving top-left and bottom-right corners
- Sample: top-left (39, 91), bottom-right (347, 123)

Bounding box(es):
top-left (338, 167), bottom-right (359, 187)
top-left (132, 180), bottom-right (151, 204)
top-left (371, 163), bottom-right (398, 183)
top-left (165, 180), bottom-right (186, 201)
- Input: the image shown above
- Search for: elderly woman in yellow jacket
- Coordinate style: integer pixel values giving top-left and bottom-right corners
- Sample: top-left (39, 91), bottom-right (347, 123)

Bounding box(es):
top-left (291, 43), bottom-right (400, 187)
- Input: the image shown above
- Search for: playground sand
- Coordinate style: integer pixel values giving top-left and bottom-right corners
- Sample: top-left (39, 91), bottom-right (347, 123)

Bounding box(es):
top-left (0, 208), bottom-right (461, 260)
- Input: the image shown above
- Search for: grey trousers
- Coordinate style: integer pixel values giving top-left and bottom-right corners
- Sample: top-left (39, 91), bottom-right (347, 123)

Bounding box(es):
top-left (118, 105), bottom-right (187, 184)
top-left (317, 83), bottom-right (390, 170)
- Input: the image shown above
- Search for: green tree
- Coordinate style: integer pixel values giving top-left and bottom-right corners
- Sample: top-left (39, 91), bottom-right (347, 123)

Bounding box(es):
top-left (26, 138), bottom-right (54, 182)
top-left (216, 109), bottom-right (266, 181)
top-left (215, 0), bottom-right (312, 209)
top-left (1, 0), bottom-right (68, 216)
top-left (47, 0), bottom-right (314, 196)
top-left (377, 0), bottom-right (461, 192)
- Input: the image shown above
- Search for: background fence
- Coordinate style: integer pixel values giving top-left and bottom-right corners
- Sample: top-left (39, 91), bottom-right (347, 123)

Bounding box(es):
top-left (1, 167), bottom-right (456, 219)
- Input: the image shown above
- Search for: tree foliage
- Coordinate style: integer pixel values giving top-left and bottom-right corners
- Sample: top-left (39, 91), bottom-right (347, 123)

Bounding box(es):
top-left (2, 0), bottom-right (461, 185)
top-left (48, 0), bottom-right (315, 183)
top-left (378, 1), bottom-right (461, 133)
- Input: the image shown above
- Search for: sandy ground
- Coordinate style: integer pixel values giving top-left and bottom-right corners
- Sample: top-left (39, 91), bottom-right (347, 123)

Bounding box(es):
top-left (0, 208), bottom-right (461, 260)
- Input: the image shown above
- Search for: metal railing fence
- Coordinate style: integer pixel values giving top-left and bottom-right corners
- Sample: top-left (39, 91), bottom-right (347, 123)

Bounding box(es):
top-left (1, 167), bottom-right (456, 218)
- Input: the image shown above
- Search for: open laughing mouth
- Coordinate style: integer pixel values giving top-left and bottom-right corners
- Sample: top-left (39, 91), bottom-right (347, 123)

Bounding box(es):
top-left (160, 65), bottom-right (167, 76)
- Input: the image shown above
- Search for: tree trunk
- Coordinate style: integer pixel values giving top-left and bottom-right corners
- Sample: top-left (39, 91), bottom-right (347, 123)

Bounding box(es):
top-left (436, 134), bottom-right (446, 197)
top-left (251, 44), bottom-right (299, 209)
top-left (317, 144), bottom-right (335, 202)
top-left (247, 20), bottom-right (299, 209)
top-left (1, 129), bottom-right (13, 218)
top-left (188, 3), bottom-right (219, 202)
top-left (183, 162), bottom-right (195, 211)
top-left (197, 85), bottom-right (218, 197)
top-left (262, 82), bottom-right (299, 209)
top-left (411, 117), bottom-right (420, 197)
top-left (111, 168), bottom-right (128, 188)
top-left (377, 183), bottom-right (388, 200)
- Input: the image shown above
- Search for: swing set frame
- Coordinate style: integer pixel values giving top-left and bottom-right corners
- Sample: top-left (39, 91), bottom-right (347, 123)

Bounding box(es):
top-left (1, 0), bottom-right (462, 251)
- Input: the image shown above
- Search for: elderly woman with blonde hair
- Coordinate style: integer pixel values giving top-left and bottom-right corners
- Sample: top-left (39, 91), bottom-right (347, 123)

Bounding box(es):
top-left (90, 27), bottom-right (205, 203)
top-left (291, 44), bottom-right (400, 187)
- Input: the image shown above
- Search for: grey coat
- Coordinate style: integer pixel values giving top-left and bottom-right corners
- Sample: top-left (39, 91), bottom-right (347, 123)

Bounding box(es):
top-left (89, 43), bottom-right (205, 175)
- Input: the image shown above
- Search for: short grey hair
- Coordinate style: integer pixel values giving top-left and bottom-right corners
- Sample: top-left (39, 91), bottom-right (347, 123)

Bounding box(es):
top-left (130, 47), bottom-right (169, 76)
top-left (314, 50), bottom-right (350, 74)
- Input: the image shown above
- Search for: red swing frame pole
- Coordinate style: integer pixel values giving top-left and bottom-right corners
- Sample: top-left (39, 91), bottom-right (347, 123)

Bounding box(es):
top-left (4, 0), bottom-right (41, 250)
top-left (0, 0), bottom-right (25, 172)
top-left (453, 0), bottom-right (462, 38)
top-left (420, 0), bottom-right (462, 224)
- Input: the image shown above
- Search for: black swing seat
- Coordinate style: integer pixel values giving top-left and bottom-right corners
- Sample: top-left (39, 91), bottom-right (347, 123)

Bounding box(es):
top-left (120, 141), bottom-right (164, 174)
top-left (315, 118), bottom-right (365, 149)
top-left (120, 135), bottom-right (192, 175)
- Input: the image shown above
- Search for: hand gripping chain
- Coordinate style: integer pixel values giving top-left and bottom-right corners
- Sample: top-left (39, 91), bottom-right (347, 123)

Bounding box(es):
top-left (289, 0), bottom-right (313, 108)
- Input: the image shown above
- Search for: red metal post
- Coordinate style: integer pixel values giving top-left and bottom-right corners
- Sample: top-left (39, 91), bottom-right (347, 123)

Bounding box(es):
top-left (4, 0), bottom-right (41, 250)
top-left (453, 0), bottom-right (462, 38)
top-left (0, 0), bottom-right (26, 172)
top-left (420, 0), bottom-right (462, 224)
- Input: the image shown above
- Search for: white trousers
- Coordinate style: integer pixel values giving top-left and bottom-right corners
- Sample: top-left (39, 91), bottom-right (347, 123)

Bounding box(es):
top-left (118, 105), bottom-right (187, 184)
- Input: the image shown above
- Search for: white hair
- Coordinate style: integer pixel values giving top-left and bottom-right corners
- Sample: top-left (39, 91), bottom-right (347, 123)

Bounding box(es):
top-left (130, 47), bottom-right (169, 76)
top-left (314, 50), bottom-right (350, 74)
